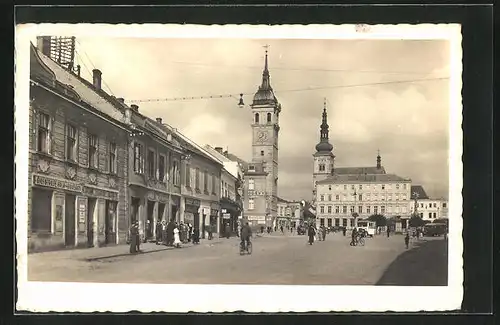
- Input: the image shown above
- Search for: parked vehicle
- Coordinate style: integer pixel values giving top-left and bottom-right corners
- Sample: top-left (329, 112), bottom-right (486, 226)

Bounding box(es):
top-left (357, 220), bottom-right (376, 237)
top-left (423, 223), bottom-right (447, 237)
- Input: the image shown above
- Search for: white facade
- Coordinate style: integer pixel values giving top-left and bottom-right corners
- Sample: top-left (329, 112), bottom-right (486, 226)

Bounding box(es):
top-left (410, 198), bottom-right (448, 221)
top-left (315, 179), bottom-right (412, 228)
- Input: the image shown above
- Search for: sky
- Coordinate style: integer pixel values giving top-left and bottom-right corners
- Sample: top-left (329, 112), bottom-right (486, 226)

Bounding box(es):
top-left (57, 37), bottom-right (450, 201)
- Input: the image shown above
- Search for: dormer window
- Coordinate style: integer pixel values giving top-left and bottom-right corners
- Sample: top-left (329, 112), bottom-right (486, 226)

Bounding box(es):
top-left (249, 165), bottom-right (255, 171)
top-left (254, 113), bottom-right (259, 124)
top-left (267, 112), bottom-right (272, 123)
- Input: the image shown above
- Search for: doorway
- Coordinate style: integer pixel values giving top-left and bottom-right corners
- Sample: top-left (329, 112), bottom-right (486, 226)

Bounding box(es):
top-left (65, 194), bottom-right (76, 247)
top-left (105, 200), bottom-right (117, 245)
top-left (87, 198), bottom-right (96, 247)
top-left (158, 203), bottom-right (165, 222)
top-left (171, 204), bottom-right (178, 223)
top-left (146, 200), bottom-right (155, 240)
top-left (131, 197), bottom-right (140, 223)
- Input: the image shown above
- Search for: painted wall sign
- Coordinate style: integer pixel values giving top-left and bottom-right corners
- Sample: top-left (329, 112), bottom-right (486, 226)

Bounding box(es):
top-left (185, 198), bottom-right (201, 207)
top-left (222, 213), bottom-right (231, 219)
top-left (33, 174), bottom-right (83, 192)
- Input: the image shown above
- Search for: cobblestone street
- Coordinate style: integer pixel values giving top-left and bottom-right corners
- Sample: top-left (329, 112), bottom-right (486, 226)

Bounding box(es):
top-left (27, 232), bottom-right (448, 285)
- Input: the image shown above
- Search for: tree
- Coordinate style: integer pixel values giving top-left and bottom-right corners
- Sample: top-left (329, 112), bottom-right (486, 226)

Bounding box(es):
top-left (409, 215), bottom-right (426, 228)
top-left (368, 214), bottom-right (387, 227)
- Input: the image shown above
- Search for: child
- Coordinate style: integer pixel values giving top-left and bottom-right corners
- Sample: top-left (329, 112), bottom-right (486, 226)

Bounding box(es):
top-left (405, 232), bottom-right (410, 249)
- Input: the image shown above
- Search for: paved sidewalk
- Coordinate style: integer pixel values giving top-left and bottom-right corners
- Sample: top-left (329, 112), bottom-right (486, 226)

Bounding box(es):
top-left (28, 237), bottom-right (224, 262)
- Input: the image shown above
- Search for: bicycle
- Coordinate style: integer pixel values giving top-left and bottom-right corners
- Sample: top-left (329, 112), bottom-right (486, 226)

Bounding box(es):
top-left (239, 240), bottom-right (253, 255)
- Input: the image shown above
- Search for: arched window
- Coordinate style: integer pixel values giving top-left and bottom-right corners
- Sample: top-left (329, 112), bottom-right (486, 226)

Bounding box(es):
top-left (267, 112), bottom-right (272, 123)
top-left (255, 113), bottom-right (259, 123)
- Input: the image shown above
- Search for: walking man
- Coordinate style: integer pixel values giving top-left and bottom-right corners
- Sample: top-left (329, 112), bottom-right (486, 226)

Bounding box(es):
top-left (405, 232), bottom-right (410, 249)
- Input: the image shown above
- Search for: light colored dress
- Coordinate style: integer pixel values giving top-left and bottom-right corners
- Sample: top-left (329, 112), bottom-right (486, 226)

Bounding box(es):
top-left (173, 227), bottom-right (181, 245)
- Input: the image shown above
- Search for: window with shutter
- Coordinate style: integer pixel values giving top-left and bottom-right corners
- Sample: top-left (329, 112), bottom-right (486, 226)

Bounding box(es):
top-left (88, 134), bottom-right (98, 168)
top-left (66, 125), bottom-right (79, 162)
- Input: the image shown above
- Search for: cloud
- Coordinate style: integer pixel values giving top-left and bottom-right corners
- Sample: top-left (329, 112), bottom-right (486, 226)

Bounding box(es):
top-left (69, 37), bottom-right (451, 200)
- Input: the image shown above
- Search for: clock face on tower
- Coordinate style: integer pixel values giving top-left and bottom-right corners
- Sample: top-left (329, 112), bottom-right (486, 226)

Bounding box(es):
top-left (257, 131), bottom-right (269, 142)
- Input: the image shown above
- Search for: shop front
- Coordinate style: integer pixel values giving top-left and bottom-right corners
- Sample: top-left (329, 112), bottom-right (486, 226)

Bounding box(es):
top-left (29, 173), bottom-right (120, 252)
top-left (219, 197), bottom-right (240, 237)
top-left (183, 197), bottom-right (201, 230)
top-left (209, 202), bottom-right (219, 238)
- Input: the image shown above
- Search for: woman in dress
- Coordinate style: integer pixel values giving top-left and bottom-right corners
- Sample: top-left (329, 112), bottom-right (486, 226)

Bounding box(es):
top-left (173, 223), bottom-right (181, 248)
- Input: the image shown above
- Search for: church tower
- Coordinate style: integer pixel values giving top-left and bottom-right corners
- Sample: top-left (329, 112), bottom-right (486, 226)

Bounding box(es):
top-left (251, 46), bottom-right (281, 224)
top-left (312, 99), bottom-right (335, 199)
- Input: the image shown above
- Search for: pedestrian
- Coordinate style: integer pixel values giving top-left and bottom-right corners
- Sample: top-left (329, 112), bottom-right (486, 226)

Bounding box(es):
top-left (166, 220), bottom-right (175, 246)
top-left (188, 223), bottom-right (193, 242)
top-left (350, 227), bottom-right (358, 246)
top-left (307, 224), bottom-right (316, 245)
top-left (322, 225), bottom-right (327, 241)
top-left (405, 232), bottom-right (410, 249)
top-left (387, 226), bottom-right (390, 238)
top-left (280, 225), bottom-right (284, 234)
top-left (129, 221), bottom-right (138, 253)
top-left (342, 226), bottom-right (347, 237)
top-left (237, 223), bottom-right (241, 238)
top-left (193, 226), bottom-right (200, 244)
top-left (161, 220), bottom-right (167, 245)
top-left (416, 228), bottom-right (420, 240)
top-left (208, 224), bottom-right (213, 240)
top-left (173, 223), bottom-right (181, 248)
top-left (225, 223), bottom-right (231, 239)
top-left (155, 220), bottom-right (162, 245)
top-left (260, 225), bottom-right (264, 234)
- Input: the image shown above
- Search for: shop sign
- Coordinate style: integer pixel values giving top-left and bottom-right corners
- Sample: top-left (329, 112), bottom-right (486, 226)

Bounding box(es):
top-left (221, 208), bottom-right (227, 213)
top-left (223, 213), bottom-right (231, 219)
top-left (210, 202), bottom-right (220, 210)
top-left (247, 216), bottom-right (266, 221)
top-left (83, 186), bottom-right (118, 200)
top-left (33, 174), bottom-right (82, 192)
top-left (185, 198), bottom-right (201, 207)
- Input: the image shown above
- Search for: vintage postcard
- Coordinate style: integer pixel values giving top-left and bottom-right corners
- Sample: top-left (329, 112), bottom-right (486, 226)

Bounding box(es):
top-left (15, 23), bottom-right (463, 312)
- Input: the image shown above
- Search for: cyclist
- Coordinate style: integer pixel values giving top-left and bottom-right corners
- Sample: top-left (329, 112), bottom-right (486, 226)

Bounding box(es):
top-left (350, 227), bottom-right (358, 246)
top-left (240, 222), bottom-right (252, 251)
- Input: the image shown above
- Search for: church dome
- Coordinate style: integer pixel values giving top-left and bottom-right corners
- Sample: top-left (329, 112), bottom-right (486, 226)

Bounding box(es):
top-left (315, 141), bottom-right (333, 153)
top-left (253, 87), bottom-right (277, 105)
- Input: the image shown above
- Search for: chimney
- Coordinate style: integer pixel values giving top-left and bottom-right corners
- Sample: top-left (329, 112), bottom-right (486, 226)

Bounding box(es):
top-left (92, 69), bottom-right (102, 90)
top-left (156, 118), bottom-right (162, 124)
top-left (223, 150), bottom-right (228, 157)
top-left (117, 98), bottom-right (125, 103)
top-left (214, 147), bottom-right (223, 154)
top-left (131, 104), bottom-right (139, 112)
top-left (36, 36), bottom-right (51, 57)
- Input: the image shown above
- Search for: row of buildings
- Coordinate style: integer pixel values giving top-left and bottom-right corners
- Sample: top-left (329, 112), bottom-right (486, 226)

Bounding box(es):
top-left (309, 101), bottom-right (448, 232)
top-left (28, 37), bottom-right (247, 252)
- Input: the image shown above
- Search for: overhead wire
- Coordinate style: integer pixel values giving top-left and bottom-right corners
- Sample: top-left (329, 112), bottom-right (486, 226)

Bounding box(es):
top-left (125, 76), bottom-right (449, 104)
top-left (169, 60), bottom-right (446, 75)
top-left (76, 40), bottom-right (115, 96)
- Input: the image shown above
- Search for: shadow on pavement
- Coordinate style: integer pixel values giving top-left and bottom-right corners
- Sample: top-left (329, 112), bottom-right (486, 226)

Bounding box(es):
top-left (376, 239), bottom-right (448, 286)
top-left (85, 242), bottom-right (218, 262)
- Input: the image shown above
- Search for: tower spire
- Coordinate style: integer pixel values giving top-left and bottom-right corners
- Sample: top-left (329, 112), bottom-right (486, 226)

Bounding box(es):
top-left (377, 149), bottom-right (382, 169)
top-left (261, 44), bottom-right (271, 90)
top-left (315, 98), bottom-right (333, 153)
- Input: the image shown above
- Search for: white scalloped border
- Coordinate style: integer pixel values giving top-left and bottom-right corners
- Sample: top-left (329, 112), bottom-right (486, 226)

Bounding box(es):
top-left (14, 23), bottom-right (463, 313)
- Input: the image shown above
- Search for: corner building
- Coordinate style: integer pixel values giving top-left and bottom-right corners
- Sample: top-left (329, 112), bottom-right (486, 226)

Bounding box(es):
top-left (28, 42), bottom-right (130, 251)
top-left (311, 102), bottom-right (412, 230)
top-left (245, 50), bottom-right (281, 227)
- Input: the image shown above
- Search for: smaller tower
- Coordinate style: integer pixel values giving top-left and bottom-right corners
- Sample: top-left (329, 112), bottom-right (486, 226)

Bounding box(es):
top-left (376, 149), bottom-right (381, 169)
top-left (312, 98), bottom-right (335, 199)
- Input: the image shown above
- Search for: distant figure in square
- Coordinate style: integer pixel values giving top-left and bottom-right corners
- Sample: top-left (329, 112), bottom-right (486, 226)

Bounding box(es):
top-left (405, 232), bottom-right (410, 249)
top-left (280, 225), bottom-right (284, 234)
top-left (387, 226), bottom-right (390, 238)
top-left (193, 226), bottom-right (200, 244)
top-left (129, 221), bottom-right (140, 253)
top-left (261, 225), bottom-right (264, 234)
top-left (308, 224), bottom-right (316, 245)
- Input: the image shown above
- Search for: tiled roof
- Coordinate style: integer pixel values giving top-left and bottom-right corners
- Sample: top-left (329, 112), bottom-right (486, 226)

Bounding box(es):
top-left (317, 173), bottom-right (410, 185)
top-left (410, 185), bottom-right (429, 200)
top-left (33, 46), bottom-right (126, 124)
top-left (334, 166), bottom-right (386, 175)
top-left (225, 153), bottom-right (249, 169)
